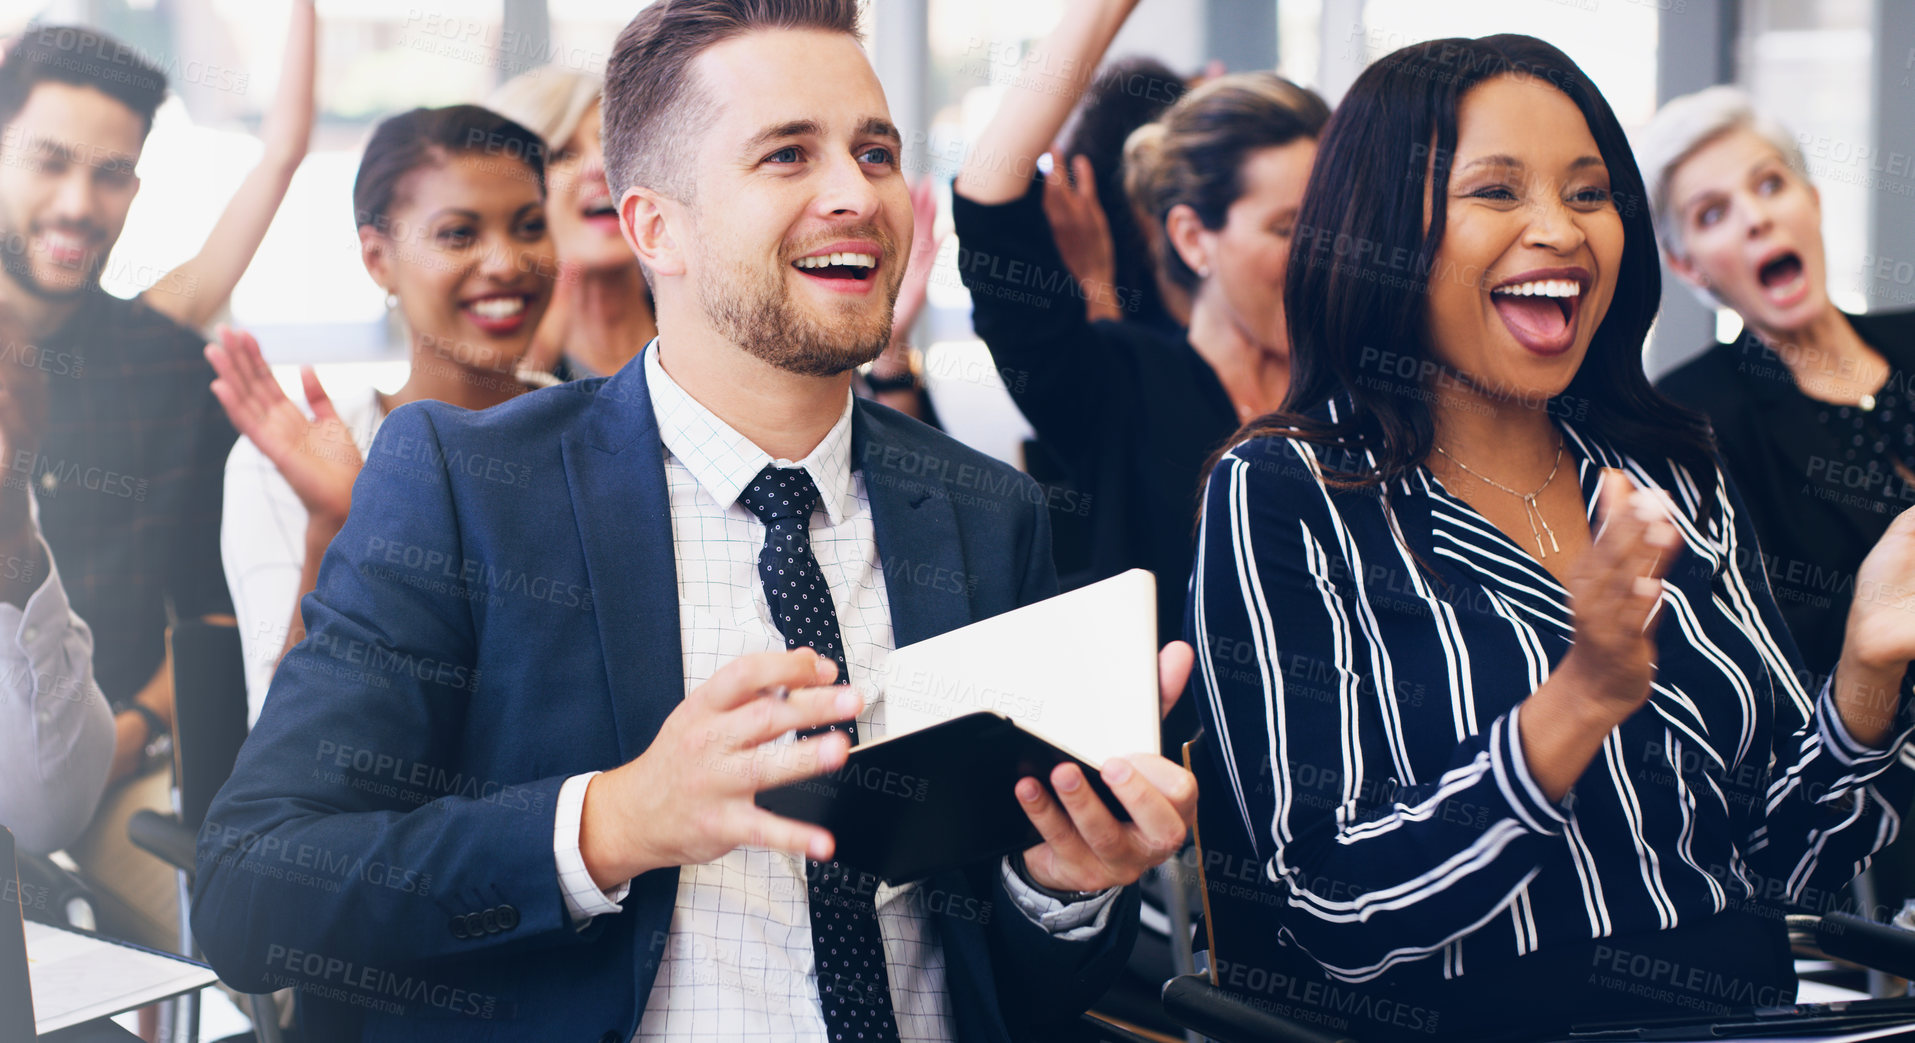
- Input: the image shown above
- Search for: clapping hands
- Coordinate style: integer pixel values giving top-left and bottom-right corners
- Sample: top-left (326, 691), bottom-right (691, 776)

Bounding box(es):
top-left (205, 325), bottom-right (361, 529)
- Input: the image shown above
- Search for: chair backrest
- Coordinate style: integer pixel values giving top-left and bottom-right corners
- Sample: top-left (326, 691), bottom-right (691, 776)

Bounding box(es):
top-left (167, 618), bottom-right (251, 833)
top-left (1182, 729), bottom-right (1294, 978)
top-left (0, 826), bottom-right (35, 1043)
top-left (1182, 733), bottom-right (1222, 985)
top-left (1171, 734), bottom-right (1363, 1043)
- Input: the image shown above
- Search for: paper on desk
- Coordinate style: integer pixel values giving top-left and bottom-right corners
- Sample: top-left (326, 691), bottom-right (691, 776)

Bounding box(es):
top-left (878, 569), bottom-right (1159, 767)
top-left (27, 920), bottom-right (218, 1033)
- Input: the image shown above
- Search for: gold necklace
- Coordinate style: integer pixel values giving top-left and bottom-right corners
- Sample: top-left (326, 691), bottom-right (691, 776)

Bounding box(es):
top-left (1433, 439), bottom-right (1565, 559)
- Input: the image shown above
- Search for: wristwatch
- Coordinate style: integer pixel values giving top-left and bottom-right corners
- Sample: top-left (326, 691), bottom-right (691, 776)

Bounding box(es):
top-left (1010, 850), bottom-right (1103, 903)
top-left (122, 701), bottom-right (167, 742)
top-left (120, 702), bottom-right (173, 773)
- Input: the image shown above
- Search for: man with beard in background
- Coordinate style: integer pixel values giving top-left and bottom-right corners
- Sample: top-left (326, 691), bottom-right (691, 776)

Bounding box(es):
top-left (0, 26), bottom-right (235, 951)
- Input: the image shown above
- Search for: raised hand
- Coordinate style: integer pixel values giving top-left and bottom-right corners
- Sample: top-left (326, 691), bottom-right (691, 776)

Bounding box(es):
top-left (1831, 504), bottom-right (1915, 745)
top-left (1843, 505), bottom-right (1915, 672)
top-left (1041, 151), bottom-right (1120, 322)
top-left (1013, 640), bottom-right (1198, 894)
top-left (205, 325), bottom-right (360, 528)
top-left (955, 0), bottom-right (1144, 204)
top-left (576, 648), bottom-right (861, 889)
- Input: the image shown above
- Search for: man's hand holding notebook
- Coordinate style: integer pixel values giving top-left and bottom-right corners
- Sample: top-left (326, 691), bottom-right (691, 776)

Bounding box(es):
top-left (757, 570), bottom-right (1197, 887)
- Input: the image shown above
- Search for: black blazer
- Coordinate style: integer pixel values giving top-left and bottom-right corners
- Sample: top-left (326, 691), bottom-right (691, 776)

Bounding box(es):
top-left (952, 182), bottom-right (1235, 754)
top-left (1657, 309), bottom-right (1915, 675)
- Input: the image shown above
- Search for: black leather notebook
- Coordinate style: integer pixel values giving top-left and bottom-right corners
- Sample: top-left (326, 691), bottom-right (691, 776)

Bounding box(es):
top-left (755, 711), bottom-right (1131, 884)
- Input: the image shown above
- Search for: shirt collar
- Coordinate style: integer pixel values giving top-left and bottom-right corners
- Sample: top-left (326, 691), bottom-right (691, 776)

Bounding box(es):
top-left (645, 340), bottom-right (858, 525)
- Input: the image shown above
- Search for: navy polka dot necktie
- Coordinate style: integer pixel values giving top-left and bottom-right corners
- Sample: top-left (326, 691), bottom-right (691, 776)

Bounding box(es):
top-left (738, 465), bottom-right (900, 1043)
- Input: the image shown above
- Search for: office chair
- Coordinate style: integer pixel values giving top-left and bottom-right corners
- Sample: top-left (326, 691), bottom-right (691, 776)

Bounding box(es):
top-left (125, 618), bottom-right (281, 1043)
top-left (13, 852), bottom-right (98, 932)
top-left (1152, 731), bottom-right (1359, 1043)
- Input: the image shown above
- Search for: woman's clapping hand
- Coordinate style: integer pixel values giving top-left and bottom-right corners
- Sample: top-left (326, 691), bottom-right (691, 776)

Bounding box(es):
top-left (1559, 469), bottom-right (1681, 720)
top-left (1521, 470), bottom-right (1681, 801)
top-left (205, 325), bottom-right (361, 529)
top-left (1832, 505), bottom-right (1915, 745)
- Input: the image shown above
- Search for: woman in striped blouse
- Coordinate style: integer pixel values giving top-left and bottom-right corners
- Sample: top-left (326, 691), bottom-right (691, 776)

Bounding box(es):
top-left (1187, 35), bottom-right (1915, 1042)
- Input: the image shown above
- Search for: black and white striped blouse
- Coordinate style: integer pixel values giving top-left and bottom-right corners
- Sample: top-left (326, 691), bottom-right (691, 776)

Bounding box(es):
top-left (1186, 411), bottom-right (1915, 988)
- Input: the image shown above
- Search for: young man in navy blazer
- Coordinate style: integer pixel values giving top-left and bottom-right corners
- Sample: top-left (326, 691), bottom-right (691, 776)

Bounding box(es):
top-left (191, 1), bottom-right (1199, 1039)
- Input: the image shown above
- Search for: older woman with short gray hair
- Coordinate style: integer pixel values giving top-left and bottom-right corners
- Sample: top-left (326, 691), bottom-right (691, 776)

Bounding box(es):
top-left (1651, 85), bottom-right (1915, 677)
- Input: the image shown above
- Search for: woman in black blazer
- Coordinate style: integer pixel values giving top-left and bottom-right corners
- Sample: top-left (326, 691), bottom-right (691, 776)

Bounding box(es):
top-left (953, 0), bottom-right (1328, 755)
top-left (1187, 36), bottom-right (1915, 1042)
top-left (1646, 87), bottom-right (1915, 680)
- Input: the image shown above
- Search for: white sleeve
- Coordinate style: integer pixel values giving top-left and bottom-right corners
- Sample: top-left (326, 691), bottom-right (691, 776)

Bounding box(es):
top-left (998, 857), bottom-right (1120, 940)
top-left (222, 434), bottom-right (313, 727)
top-left (555, 772), bottom-right (631, 924)
top-left (0, 526), bottom-right (113, 855)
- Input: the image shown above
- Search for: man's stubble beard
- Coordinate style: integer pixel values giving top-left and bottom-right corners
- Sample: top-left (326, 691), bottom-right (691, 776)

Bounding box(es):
top-left (0, 211), bottom-right (101, 300)
top-left (697, 233), bottom-right (902, 379)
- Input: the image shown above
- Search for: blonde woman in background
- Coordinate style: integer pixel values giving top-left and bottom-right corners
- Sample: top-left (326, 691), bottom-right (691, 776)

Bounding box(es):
top-left (487, 68), bottom-right (656, 382)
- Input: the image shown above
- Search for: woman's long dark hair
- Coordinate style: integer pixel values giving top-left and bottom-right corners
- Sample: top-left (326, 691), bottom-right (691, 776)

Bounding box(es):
top-left (1241, 35), bottom-right (1717, 515)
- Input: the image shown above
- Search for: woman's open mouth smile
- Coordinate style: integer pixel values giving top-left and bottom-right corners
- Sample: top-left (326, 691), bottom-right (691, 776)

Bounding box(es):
top-left (1490, 267), bottom-right (1589, 357)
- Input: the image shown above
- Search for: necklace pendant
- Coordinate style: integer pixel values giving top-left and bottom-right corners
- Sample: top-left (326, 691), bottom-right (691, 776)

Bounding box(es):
top-left (1522, 494), bottom-right (1557, 559)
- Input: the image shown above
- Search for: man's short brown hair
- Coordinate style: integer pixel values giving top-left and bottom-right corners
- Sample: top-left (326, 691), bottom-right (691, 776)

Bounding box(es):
top-left (602, 0), bottom-right (864, 203)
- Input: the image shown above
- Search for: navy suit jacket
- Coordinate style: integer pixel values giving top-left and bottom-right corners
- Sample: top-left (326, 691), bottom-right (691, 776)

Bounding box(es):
top-left (191, 359), bottom-right (1140, 1041)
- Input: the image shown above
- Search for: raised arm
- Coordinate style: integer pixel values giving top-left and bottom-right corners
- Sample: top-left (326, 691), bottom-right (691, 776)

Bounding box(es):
top-left (145, 0), bottom-right (316, 329)
top-left (954, 0), bottom-right (1139, 206)
top-left (948, 6), bottom-right (1153, 476)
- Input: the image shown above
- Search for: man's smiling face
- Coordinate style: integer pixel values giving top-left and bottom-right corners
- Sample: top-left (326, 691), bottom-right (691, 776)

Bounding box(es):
top-left (0, 82), bottom-right (145, 298)
top-left (667, 27), bottom-right (912, 377)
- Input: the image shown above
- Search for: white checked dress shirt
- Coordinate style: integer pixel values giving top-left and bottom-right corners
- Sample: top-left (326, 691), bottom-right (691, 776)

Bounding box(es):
top-left (550, 343), bottom-right (1117, 1042)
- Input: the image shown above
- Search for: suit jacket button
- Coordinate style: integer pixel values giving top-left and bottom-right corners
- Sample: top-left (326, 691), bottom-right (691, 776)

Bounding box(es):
top-left (598, 1033), bottom-right (618, 1043)
top-left (481, 908), bottom-right (500, 934)
top-left (450, 916), bottom-right (468, 939)
top-left (463, 912), bottom-right (485, 937)
top-left (497, 904), bottom-right (519, 930)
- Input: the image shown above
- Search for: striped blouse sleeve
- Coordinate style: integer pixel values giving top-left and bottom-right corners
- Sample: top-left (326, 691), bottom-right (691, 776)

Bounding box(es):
top-left (1714, 470), bottom-right (1915, 907)
top-left (1188, 436), bottom-right (1568, 983)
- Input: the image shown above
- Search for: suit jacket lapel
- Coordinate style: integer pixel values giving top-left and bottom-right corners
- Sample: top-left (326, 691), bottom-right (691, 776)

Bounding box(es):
top-left (560, 363), bottom-right (684, 762)
top-left (854, 404), bottom-right (973, 647)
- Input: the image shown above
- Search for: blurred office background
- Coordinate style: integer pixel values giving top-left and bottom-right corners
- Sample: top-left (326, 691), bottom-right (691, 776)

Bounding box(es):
top-left (2, 0), bottom-right (1905, 459)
